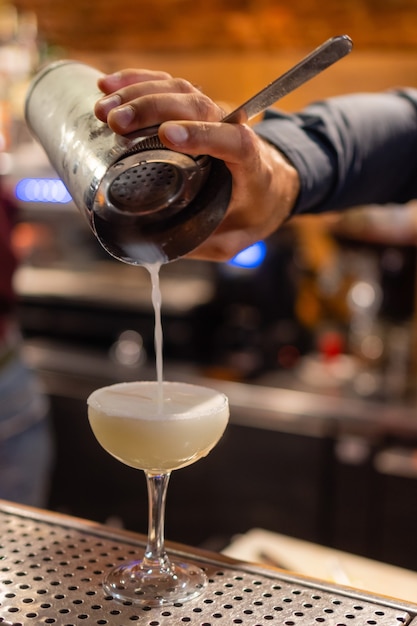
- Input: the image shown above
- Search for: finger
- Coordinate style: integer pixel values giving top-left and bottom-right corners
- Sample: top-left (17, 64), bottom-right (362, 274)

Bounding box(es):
top-left (95, 77), bottom-right (199, 123)
top-left (187, 229), bottom-right (255, 262)
top-left (104, 93), bottom-right (224, 135)
top-left (98, 68), bottom-right (172, 93)
top-left (159, 120), bottom-right (256, 165)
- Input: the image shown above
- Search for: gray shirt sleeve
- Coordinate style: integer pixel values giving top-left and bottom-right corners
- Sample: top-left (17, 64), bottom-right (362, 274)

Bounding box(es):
top-left (254, 89), bottom-right (417, 216)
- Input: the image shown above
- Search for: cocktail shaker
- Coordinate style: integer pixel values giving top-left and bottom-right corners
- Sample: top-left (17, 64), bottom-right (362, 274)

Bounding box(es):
top-left (25, 60), bottom-right (232, 265)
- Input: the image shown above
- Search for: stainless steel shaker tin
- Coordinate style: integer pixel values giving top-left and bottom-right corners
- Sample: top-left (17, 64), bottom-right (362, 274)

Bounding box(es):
top-left (25, 60), bottom-right (231, 265)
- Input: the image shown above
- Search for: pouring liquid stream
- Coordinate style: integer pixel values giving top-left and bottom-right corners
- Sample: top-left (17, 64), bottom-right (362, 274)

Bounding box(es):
top-left (145, 262), bottom-right (164, 411)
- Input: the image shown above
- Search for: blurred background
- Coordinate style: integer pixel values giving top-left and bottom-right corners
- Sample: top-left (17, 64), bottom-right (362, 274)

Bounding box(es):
top-left (5, 0), bottom-right (417, 111)
top-left (2, 0), bottom-right (417, 573)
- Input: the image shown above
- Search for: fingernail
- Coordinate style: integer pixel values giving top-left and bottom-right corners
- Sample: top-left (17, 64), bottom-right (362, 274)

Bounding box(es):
top-left (110, 105), bottom-right (134, 129)
top-left (104, 71), bottom-right (122, 81)
top-left (97, 93), bottom-right (121, 116)
top-left (98, 72), bottom-right (123, 88)
top-left (163, 123), bottom-right (189, 145)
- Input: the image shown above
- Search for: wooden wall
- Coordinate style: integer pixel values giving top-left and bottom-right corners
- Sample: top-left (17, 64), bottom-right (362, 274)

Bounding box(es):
top-left (10, 0), bottom-right (417, 55)
top-left (5, 1), bottom-right (417, 113)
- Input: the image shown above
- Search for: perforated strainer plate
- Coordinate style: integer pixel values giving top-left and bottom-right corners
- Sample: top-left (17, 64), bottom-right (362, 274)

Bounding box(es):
top-left (0, 502), bottom-right (416, 626)
top-left (108, 162), bottom-right (181, 214)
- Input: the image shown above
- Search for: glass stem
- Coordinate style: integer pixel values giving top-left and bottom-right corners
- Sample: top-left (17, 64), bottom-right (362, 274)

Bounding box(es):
top-left (143, 471), bottom-right (172, 571)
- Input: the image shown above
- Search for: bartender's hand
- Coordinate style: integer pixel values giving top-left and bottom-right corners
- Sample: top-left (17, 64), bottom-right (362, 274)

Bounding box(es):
top-left (95, 69), bottom-right (300, 262)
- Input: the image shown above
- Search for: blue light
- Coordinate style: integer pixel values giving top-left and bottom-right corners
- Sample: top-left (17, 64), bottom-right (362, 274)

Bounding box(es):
top-left (15, 178), bottom-right (72, 203)
top-left (228, 241), bottom-right (267, 269)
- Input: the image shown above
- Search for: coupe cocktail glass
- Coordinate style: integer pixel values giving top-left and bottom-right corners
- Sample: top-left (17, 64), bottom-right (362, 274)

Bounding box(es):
top-left (87, 380), bottom-right (229, 606)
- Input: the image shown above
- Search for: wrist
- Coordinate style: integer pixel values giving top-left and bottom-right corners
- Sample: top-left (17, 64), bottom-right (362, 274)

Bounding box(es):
top-left (265, 141), bottom-right (301, 231)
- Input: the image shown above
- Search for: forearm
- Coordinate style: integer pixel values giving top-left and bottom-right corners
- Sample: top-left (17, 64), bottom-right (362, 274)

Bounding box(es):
top-left (255, 89), bottom-right (417, 215)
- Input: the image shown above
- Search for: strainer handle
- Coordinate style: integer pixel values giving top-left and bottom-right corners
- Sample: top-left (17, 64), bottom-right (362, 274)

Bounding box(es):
top-left (223, 35), bottom-right (353, 124)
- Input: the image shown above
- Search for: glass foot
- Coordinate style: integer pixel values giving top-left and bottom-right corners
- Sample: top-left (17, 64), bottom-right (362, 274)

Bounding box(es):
top-left (103, 559), bottom-right (207, 606)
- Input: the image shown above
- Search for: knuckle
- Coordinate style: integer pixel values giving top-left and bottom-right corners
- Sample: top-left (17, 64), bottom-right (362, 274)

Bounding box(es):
top-left (173, 77), bottom-right (195, 93)
top-left (237, 124), bottom-right (257, 150)
top-left (238, 125), bottom-right (263, 166)
top-left (192, 94), bottom-right (221, 121)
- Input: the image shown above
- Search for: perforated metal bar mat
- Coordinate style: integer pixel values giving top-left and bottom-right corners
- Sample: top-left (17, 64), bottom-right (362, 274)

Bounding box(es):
top-left (0, 502), bottom-right (416, 626)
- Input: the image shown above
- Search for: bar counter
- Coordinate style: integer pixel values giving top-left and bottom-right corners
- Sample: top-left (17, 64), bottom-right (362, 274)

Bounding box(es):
top-left (0, 500), bottom-right (416, 625)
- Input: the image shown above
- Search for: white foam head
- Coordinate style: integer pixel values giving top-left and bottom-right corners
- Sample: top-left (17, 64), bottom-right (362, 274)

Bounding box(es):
top-left (87, 380), bottom-right (229, 421)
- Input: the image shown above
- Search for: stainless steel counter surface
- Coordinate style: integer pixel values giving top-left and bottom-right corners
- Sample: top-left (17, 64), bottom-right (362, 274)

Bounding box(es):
top-left (0, 500), bottom-right (416, 625)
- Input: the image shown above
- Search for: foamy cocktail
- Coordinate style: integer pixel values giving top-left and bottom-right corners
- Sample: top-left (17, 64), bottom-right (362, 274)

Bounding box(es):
top-left (88, 381), bottom-right (229, 472)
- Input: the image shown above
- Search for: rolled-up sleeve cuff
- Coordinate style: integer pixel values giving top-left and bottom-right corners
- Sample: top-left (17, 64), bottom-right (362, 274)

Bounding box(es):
top-left (254, 111), bottom-right (335, 215)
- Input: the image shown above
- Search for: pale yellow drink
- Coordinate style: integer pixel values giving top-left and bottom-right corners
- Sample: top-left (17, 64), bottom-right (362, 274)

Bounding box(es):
top-left (87, 381), bottom-right (229, 473)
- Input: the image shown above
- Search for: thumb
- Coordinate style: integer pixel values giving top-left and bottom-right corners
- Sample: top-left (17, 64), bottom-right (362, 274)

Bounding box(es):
top-left (159, 119), bottom-right (247, 163)
top-left (159, 122), bottom-right (190, 149)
